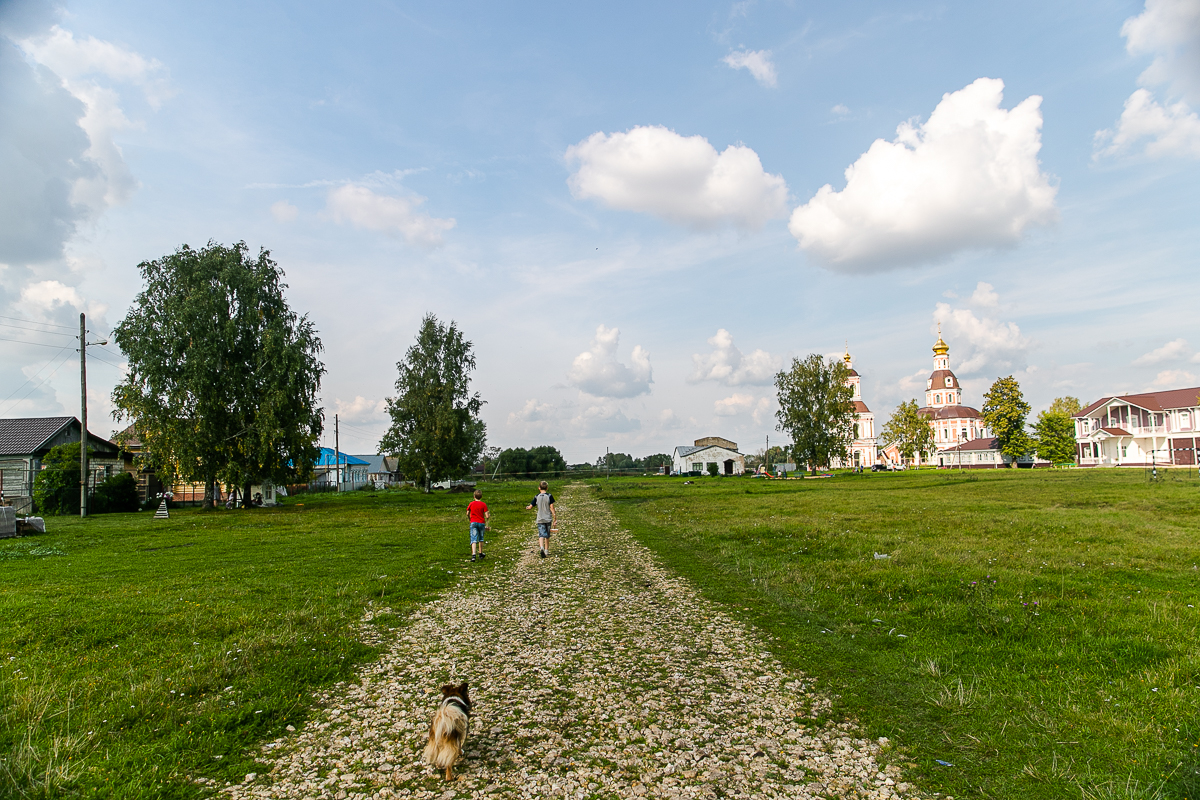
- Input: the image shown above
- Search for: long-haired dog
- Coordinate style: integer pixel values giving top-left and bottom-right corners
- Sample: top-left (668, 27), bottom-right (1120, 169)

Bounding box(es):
top-left (423, 682), bottom-right (471, 780)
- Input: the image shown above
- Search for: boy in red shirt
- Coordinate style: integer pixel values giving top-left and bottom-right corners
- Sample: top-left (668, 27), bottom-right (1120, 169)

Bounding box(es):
top-left (467, 489), bottom-right (489, 562)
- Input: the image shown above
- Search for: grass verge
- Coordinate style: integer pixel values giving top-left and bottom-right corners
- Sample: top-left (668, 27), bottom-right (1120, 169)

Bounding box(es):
top-left (0, 481), bottom-right (534, 799)
top-left (595, 468), bottom-right (1200, 800)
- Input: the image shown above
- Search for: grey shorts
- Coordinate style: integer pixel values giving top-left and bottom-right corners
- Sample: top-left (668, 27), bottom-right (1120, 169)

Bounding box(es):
top-left (537, 522), bottom-right (552, 539)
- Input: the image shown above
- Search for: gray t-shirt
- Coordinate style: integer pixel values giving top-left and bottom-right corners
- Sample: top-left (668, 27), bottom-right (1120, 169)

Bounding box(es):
top-left (531, 493), bottom-right (555, 523)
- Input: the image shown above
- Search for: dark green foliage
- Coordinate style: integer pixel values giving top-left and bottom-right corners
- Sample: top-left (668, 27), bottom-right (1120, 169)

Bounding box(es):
top-left (1034, 410), bottom-right (1076, 465)
top-left (982, 376), bottom-right (1034, 465)
top-left (500, 445), bottom-right (566, 477)
top-left (112, 241), bottom-right (325, 506)
top-left (380, 314), bottom-right (486, 491)
top-left (706, 462), bottom-right (719, 476)
top-left (640, 453), bottom-right (673, 472)
top-left (597, 452), bottom-right (636, 470)
top-left (91, 471), bottom-right (140, 513)
top-left (31, 442), bottom-right (82, 515)
top-left (774, 354), bottom-right (856, 473)
top-left (881, 399), bottom-right (936, 463)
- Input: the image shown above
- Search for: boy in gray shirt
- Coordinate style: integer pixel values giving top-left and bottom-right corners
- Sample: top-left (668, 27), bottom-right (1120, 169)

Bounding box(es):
top-left (525, 481), bottom-right (556, 559)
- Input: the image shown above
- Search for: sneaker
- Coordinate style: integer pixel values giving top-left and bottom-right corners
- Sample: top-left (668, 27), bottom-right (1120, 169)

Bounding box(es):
top-left (479, 552), bottom-right (485, 559)
top-left (539, 549), bottom-right (546, 559)
top-left (470, 555), bottom-right (476, 562)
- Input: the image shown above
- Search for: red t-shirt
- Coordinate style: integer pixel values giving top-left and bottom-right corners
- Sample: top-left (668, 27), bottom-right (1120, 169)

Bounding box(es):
top-left (468, 500), bottom-right (488, 523)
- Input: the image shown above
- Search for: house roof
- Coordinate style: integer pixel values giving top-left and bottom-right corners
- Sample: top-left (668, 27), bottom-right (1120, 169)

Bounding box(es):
top-left (675, 444), bottom-right (742, 458)
top-left (0, 416), bottom-right (117, 457)
top-left (315, 448), bottom-right (369, 466)
top-left (1075, 387), bottom-right (1200, 417)
top-left (352, 454), bottom-right (389, 473)
top-left (918, 404), bottom-right (981, 420)
top-left (940, 437), bottom-right (1000, 452)
top-left (1097, 427), bottom-right (1132, 437)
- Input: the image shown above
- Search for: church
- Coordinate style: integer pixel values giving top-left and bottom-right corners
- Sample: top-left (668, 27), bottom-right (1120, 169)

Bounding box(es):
top-left (880, 329), bottom-right (991, 467)
top-left (834, 349), bottom-right (878, 469)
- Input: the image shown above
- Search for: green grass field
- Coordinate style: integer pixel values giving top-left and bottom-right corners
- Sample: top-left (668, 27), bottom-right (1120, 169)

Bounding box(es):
top-left (0, 482), bottom-right (534, 799)
top-left (595, 468), bottom-right (1200, 800)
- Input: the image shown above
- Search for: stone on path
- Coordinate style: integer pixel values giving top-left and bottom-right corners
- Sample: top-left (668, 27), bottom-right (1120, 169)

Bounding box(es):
top-left (219, 484), bottom-right (923, 799)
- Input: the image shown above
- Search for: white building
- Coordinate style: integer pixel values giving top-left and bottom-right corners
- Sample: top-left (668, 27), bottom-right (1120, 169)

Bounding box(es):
top-left (1074, 386), bottom-right (1200, 467)
top-left (833, 349), bottom-right (878, 469)
top-left (937, 437), bottom-right (1047, 468)
top-left (673, 437), bottom-right (746, 476)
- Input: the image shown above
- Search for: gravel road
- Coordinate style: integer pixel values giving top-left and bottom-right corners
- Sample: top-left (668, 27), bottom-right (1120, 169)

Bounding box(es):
top-left (219, 484), bottom-right (928, 799)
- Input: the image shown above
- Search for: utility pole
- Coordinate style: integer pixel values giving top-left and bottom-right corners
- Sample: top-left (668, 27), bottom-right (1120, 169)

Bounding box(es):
top-left (80, 313), bottom-right (88, 517)
top-left (335, 414), bottom-right (340, 491)
top-left (606, 446), bottom-right (610, 481)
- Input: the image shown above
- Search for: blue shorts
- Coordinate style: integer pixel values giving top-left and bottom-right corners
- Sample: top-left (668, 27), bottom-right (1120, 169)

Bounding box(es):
top-left (537, 522), bottom-right (552, 539)
top-left (470, 522), bottom-right (486, 543)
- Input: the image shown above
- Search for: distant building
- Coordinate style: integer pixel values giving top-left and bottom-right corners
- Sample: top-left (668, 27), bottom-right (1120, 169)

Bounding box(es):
top-left (672, 436), bottom-right (745, 475)
top-left (312, 448), bottom-right (370, 490)
top-left (353, 455), bottom-right (398, 487)
top-left (832, 349), bottom-right (878, 469)
top-left (937, 436), bottom-right (1048, 468)
top-left (0, 417), bottom-right (120, 513)
top-left (1073, 386), bottom-right (1200, 467)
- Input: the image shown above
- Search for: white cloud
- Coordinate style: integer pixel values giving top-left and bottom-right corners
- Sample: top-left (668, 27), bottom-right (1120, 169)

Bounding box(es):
top-left (789, 78), bottom-right (1058, 272)
top-left (1152, 368), bottom-right (1199, 387)
top-left (507, 398), bottom-right (564, 441)
top-left (713, 393), bottom-right (770, 421)
top-left (571, 403), bottom-right (641, 436)
top-left (689, 328), bottom-right (780, 386)
top-left (1096, 1), bottom-right (1200, 159)
top-left (934, 300), bottom-right (1031, 375)
top-left (969, 281), bottom-right (999, 307)
top-left (333, 395), bottom-right (386, 423)
top-left (657, 408), bottom-right (685, 430)
top-left (567, 324), bottom-right (653, 398)
top-left (565, 125), bottom-right (788, 230)
top-left (722, 49), bottom-right (777, 87)
top-left (831, 104), bottom-right (851, 116)
top-left (1122, 0), bottom-right (1200, 104)
top-left (1095, 89), bottom-right (1200, 159)
top-left (271, 200), bottom-right (299, 222)
top-left (325, 184), bottom-right (455, 247)
top-left (18, 26), bottom-right (173, 218)
top-left (1133, 337), bottom-right (1190, 365)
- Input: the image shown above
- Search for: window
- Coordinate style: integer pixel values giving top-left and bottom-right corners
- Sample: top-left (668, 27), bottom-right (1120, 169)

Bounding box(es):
top-left (691, 462), bottom-right (702, 472)
top-left (944, 376), bottom-right (953, 387)
top-left (1121, 445), bottom-right (1127, 458)
top-left (935, 394), bottom-right (942, 404)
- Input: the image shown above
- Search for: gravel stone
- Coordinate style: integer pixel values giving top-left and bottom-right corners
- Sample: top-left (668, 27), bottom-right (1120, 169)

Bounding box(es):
top-left (220, 485), bottom-right (927, 799)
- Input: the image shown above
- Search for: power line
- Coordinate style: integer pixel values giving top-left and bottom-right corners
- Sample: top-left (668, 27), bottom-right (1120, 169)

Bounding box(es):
top-left (0, 335), bottom-right (79, 350)
top-left (0, 314), bottom-right (79, 331)
top-left (0, 347), bottom-right (75, 416)
top-left (0, 321), bottom-right (78, 339)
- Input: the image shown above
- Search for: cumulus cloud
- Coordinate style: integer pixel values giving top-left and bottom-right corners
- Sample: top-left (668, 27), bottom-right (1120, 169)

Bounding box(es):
top-left (789, 78), bottom-right (1058, 272)
top-left (713, 392), bottom-right (772, 422)
top-left (333, 395), bottom-right (387, 423)
top-left (689, 329), bottom-right (780, 386)
top-left (271, 200), bottom-right (299, 222)
top-left (1152, 368), bottom-right (1198, 387)
top-left (567, 325), bottom-right (653, 398)
top-left (969, 281), bottom-right (1000, 307)
top-left (1096, 0), bottom-right (1200, 158)
top-left (657, 408), bottom-right (685, 430)
top-left (722, 49), bottom-right (777, 87)
top-left (934, 300), bottom-right (1031, 375)
top-left (20, 25), bottom-right (173, 107)
top-left (325, 184), bottom-right (455, 247)
top-left (507, 398), bottom-right (564, 441)
top-left (1095, 89), bottom-right (1200, 158)
top-left (565, 125), bottom-right (788, 230)
top-left (571, 403), bottom-right (641, 436)
top-left (1133, 337), bottom-right (1190, 365)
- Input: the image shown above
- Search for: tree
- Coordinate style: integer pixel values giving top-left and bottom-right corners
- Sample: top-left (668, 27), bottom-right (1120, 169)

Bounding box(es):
top-left (33, 442), bottom-right (84, 515)
top-left (639, 453), bottom-right (673, 473)
top-left (982, 376), bottom-right (1034, 466)
top-left (380, 315), bottom-right (486, 492)
top-left (774, 354), bottom-right (856, 474)
top-left (498, 446), bottom-right (565, 478)
top-left (112, 242), bottom-right (325, 508)
top-left (1047, 396), bottom-right (1082, 417)
top-left (596, 452), bottom-right (636, 471)
top-left (1034, 410), bottom-right (1076, 465)
top-left (92, 472), bottom-right (140, 514)
top-left (881, 399), bottom-right (936, 465)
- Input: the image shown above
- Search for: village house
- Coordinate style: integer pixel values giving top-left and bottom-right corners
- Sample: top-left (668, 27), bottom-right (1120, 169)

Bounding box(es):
top-left (353, 454), bottom-right (398, 487)
top-left (672, 436), bottom-right (745, 476)
top-left (0, 417), bottom-right (121, 513)
top-left (1073, 386), bottom-right (1200, 467)
top-left (936, 436), bottom-right (1048, 468)
top-left (311, 448), bottom-right (371, 490)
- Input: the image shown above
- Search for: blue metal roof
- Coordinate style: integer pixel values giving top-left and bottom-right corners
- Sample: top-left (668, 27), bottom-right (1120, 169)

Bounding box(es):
top-left (315, 447), bottom-right (369, 466)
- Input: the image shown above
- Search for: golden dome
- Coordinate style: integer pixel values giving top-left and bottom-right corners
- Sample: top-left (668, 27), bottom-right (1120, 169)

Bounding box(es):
top-left (932, 323), bottom-right (949, 356)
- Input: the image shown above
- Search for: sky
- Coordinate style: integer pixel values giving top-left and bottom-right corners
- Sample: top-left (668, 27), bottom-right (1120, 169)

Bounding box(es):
top-left (1, 0), bottom-right (1198, 464)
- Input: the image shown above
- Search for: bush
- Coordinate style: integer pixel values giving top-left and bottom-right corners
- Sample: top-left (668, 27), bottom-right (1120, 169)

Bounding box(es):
top-left (706, 463), bottom-right (720, 477)
top-left (32, 442), bottom-right (82, 515)
top-left (92, 472), bottom-right (140, 514)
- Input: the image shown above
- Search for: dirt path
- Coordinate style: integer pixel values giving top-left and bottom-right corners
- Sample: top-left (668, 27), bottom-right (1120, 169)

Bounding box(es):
top-left (219, 485), bottom-right (924, 799)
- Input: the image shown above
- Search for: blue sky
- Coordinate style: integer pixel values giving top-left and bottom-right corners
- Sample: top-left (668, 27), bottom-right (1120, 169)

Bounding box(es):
top-left (2, 0), bottom-right (1198, 462)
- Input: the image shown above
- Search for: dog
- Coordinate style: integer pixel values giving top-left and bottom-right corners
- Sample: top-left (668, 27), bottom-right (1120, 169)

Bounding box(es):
top-left (423, 682), bottom-right (471, 780)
